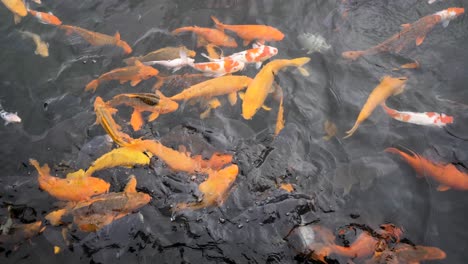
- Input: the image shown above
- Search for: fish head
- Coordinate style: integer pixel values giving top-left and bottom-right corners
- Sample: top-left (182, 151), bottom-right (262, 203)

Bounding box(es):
top-left (94, 96), bottom-right (106, 110)
top-left (439, 113), bottom-right (454, 124)
top-left (436, 8), bottom-right (464, 21)
top-left (272, 29), bottom-right (285, 41)
top-left (267, 46), bottom-right (279, 56)
top-left (125, 192), bottom-right (151, 211)
top-left (117, 40), bottom-right (133, 54)
top-left (140, 65), bottom-right (159, 78)
top-left (155, 91), bottom-right (179, 113)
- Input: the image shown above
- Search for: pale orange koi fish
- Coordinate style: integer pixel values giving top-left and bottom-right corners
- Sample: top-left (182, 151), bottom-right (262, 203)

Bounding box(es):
top-left (211, 16), bottom-right (284, 46)
top-left (1, 0), bottom-right (27, 24)
top-left (172, 26), bottom-right (237, 48)
top-left (342, 8), bottom-right (464, 60)
top-left (386, 147), bottom-right (468, 191)
top-left (30, 159), bottom-right (110, 202)
top-left (381, 102), bottom-right (453, 128)
top-left (28, 9), bottom-right (62, 25)
top-left (85, 61), bottom-right (159, 92)
top-left (124, 46), bottom-right (196, 65)
top-left (344, 76), bottom-right (407, 138)
top-left (59, 25), bottom-right (132, 54)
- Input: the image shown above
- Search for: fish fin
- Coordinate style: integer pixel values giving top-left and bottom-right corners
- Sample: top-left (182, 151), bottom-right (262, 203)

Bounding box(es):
top-left (437, 185), bottom-right (450, 192)
top-left (45, 209), bottom-right (67, 226)
top-left (344, 121), bottom-right (360, 139)
top-left (297, 67), bottom-right (309, 76)
top-left (415, 35), bottom-right (426, 46)
top-left (238, 92), bottom-right (245, 100)
top-left (243, 40), bottom-right (251, 46)
top-left (85, 79), bottom-right (99, 92)
top-left (200, 108), bottom-right (211, 119)
top-left (124, 176), bottom-right (137, 193)
top-left (401, 23), bottom-right (411, 30)
top-left (227, 92), bottom-right (237, 106)
top-left (148, 112), bottom-right (160, 122)
top-left (130, 79), bottom-right (142, 86)
top-left (134, 60), bottom-right (144, 67)
top-left (172, 66), bottom-right (182, 73)
top-left (14, 15), bottom-right (22, 24)
top-left (201, 53), bottom-right (217, 62)
top-left (66, 169), bottom-right (86, 179)
top-left (210, 16), bottom-right (224, 30)
top-left (114, 32), bottom-right (121, 40)
top-left (275, 98), bottom-right (285, 136)
top-left (153, 76), bottom-right (165, 90)
top-left (442, 20), bottom-right (450, 28)
top-left (255, 62), bottom-right (262, 69)
top-left (130, 109), bottom-right (144, 131)
top-left (252, 42), bottom-right (261, 48)
top-left (262, 105), bottom-right (272, 111)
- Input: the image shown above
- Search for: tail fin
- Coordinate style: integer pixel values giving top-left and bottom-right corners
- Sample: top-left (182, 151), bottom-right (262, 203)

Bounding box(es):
top-left (85, 79), bottom-right (100, 92)
top-left (342, 51), bottom-right (364, 60)
top-left (153, 76), bottom-right (165, 90)
top-left (171, 27), bottom-right (194, 35)
top-left (343, 121), bottom-right (361, 139)
top-left (130, 109), bottom-right (144, 131)
top-left (210, 16), bottom-right (225, 31)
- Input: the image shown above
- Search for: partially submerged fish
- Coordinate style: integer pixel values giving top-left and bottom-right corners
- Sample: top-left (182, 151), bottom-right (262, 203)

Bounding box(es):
top-left (211, 16), bottom-right (284, 46)
top-left (123, 46), bottom-right (196, 65)
top-left (297, 33), bottom-right (332, 54)
top-left (30, 159), bottom-right (110, 201)
top-left (386, 147), bottom-right (468, 191)
top-left (176, 164), bottom-right (238, 210)
top-left (192, 56), bottom-right (245, 77)
top-left (344, 76), bottom-right (407, 138)
top-left (0, 103), bottom-right (21, 125)
top-left (381, 102), bottom-right (453, 128)
top-left (0, 221), bottom-right (44, 245)
top-left (28, 9), bottom-right (62, 25)
top-left (145, 50), bottom-right (195, 72)
top-left (342, 8), bottom-right (465, 60)
top-left (85, 147), bottom-right (151, 176)
top-left (18, 30), bottom-right (49, 57)
top-left (45, 176), bottom-right (151, 232)
top-left (85, 61), bottom-right (159, 92)
top-left (171, 26), bottom-right (238, 48)
top-left (242, 57), bottom-right (310, 120)
top-left (108, 91), bottom-right (179, 131)
top-left (59, 25), bottom-right (132, 54)
top-left (1, 0), bottom-right (27, 24)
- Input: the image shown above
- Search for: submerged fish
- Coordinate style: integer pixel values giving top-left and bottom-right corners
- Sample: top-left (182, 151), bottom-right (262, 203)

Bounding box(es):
top-left (123, 46), bottom-right (196, 65)
top-left (85, 147), bottom-right (151, 176)
top-left (1, 0), bottom-right (27, 24)
top-left (85, 61), bottom-right (159, 92)
top-left (171, 26), bottom-right (237, 48)
top-left (59, 25), bottom-right (132, 54)
top-left (344, 76), bottom-right (407, 138)
top-left (108, 92), bottom-right (179, 131)
top-left (45, 176), bottom-right (151, 232)
top-left (297, 33), bottom-right (332, 54)
top-left (28, 9), bottom-right (62, 25)
top-left (18, 30), bottom-right (49, 57)
top-left (342, 7), bottom-right (465, 60)
top-left (0, 221), bottom-right (44, 245)
top-left (145, 50), bottom-right (195, 72)
top-left (0, 103), bottom-right (21, 125)
top-left (386, 147), bottom-right (468, 191)
top-left (381, 102), bottom-right (453, 128)
top-left (211, 16), bottom-right (284, 46)
top-left (30, 159), bottom-right (110, 201)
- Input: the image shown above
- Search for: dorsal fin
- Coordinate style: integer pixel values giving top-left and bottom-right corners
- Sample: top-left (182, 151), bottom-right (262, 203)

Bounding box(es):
top-left (124, 176), bottom-right (137, 193)
top-left (114, 31), bottom-right (121, 40)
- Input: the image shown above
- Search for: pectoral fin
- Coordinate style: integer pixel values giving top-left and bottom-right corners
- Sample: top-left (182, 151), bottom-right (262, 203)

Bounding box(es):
top-left (14, 15), bottom-right (22, 24)
top-left (437, 185), bottom-right (451, 192)
top-left (262, 105), bottom-right (272, 111)
top-left (442, 20), bottom-right (450, 28)
top-left (415, 35), bottom-right (426, 46)
top-left (255, 62), bottom-right (262, 69)
top-left (238, 92), bottom-right (245, 100)
top-left (130, 79), bottom-right (142, 86)
top-left (124, 176), bottom-right (137, 193)
top-left (298, 67), bottom-right (309, 76)
top-left (130, 109), bottom-right (144, 131)
top-left (227, 92), bottom-right (237, 106)
top-left (148, 112), bottom-right (160, 121)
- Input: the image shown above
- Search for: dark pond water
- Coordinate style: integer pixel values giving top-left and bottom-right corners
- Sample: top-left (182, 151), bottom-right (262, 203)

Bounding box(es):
top-left (1, 0), bottom-right (468, 263)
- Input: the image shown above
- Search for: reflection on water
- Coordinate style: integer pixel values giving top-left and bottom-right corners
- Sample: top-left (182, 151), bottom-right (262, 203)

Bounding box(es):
top-left (1, 0), bottom-right (467, 263)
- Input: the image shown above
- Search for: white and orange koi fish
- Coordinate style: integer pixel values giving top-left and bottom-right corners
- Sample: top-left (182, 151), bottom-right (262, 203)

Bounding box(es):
top-left (381, 103), bottom-right (453, 127)
top-left (192, 57), bottom-right (245, 77)
top-left (202, 43), bottom-right (278, 69)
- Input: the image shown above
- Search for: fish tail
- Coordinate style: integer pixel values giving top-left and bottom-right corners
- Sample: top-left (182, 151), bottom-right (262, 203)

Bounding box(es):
top-left (210, 16), bottom-right (225, 30)
top-left (59, 25), bottom-right (74, 35)
top-left (171, 27), bottom-right (195, 35)
top-left (130, 109), bottom-right (144, 131)
top-left (85, 79), bottom-right (100, 92)
top-left (343, 121), bottom-right (361, 139)
top-left (342, 50), bottom-right (364, 60)
top-left (123, 56), bottom-right (140, 65)
top-left (153, 76), bottom-right (165, 90)
top-left (117, 40), bottom-right (133, 54)
top-left (291, 57), bottom-right (311, 67)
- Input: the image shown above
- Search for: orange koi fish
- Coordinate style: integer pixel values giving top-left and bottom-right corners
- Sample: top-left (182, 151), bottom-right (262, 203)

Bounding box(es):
top-left (211, 16), bottom-right (284, 46)
top-left (242, 57), bottom-right (310, 120)
top-left (28, 9), bottom-right (62, 25)
top-left (59, 25), bottom-right (132, 54)
top-left (85, 147), bottom-right (151, 176)
top-left (170, 75), bottom-right (252, 105)
top-left (123, 46), bottom-right (196, 65)
top-left (30, 159), bottom-right (110, 202)
top-left (45, 176), bottom-right (151, 232)
top-left (381, 103), bottom-right (453, 128)
top-left (93, 96), bottom-right (134, 147)
top-left (372, 244), bottom-right (446, 264)
top-left (176, 164), bottom-right (238, 210)
top-left (0, 221), bottom-right (44, 245)
top-left (153, 73), bottom-right (211, 90)
top-left (1, 0), bottom-right (27, 24)
top-left (202, 43), bottom-right (278, 69)
top-left (344, 76), bottom-right (407, 138)
top-left (342, 8), bottom-right (465, 60)
top-left (108, 92), bottom-right (179, 131)
top-left (192, 56), bottom-right (245, 77)
top-left (85, 61), bottom-right (159, 92)
top-left (171, 26), bottom-right (237, 48)
top-left (386, 147), bottom-right (468, 191)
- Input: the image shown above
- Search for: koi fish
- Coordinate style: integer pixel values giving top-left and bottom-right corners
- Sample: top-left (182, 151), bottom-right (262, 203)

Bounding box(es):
top-left (202, 42), bottom-right (278, 69)
top-left (30, 159), bottom-right (110, 202)
top-left (342, 8), bottom-right (465, 60)
top-left (45, 176), bottom-right (151, 232)
top-left (93, 96), bottom-right (134, 147)
top-left (381, 103), bottom-right (453, 127)
top-left (279, 183), bottom-right (294, 192)
top-left (145, 50), bottom-right (194, 72)
top-left (242, 57), bottom-right (310, 120)
top-left (153, 73), bottom-right (211, 90)
top-left (176, 164), bottom-right (238, 210)
top-left (211, 16), bottom-right (284, 46)
top-left (108, 91), bottom-right (179, 131)
top-left (1, 0), bottom-right (27, 24)
top-left (171, 26), bottom-right (237, 48)
top-left (385, 147), bottom-right (468, 191)
top-left (169, 75), bottom-right (252, 105)
top-left (0, 221), bottom-right (44, 245)
top-left (123, 46), bottom-right (196, 65)
top-left (297, 33), bottom-right (331, 54)
top-left (18, 30), bottom-right (49, 57)
top-left (0, 103), bottom-right (21, 125)
top-left (192, 56), bottom-right (245, 77)
top-left (85, 61), bottom-right (159, 92)
top-left (59, 25), bottom-right (132, 54)
top-left (28, 9), bottom-right (62, 25)
top-left (85, 147), bottom-right (151, 176)
top-left (373, 244), bottom-right (446, 264)
top-left (344, 76), bottom-right (407, 138)
top-left (191, 153), bottom-right (233, 171)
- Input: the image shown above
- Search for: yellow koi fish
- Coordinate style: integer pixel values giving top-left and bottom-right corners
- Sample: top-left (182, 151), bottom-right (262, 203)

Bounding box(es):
top-left (1, 0), bottom-right (27, 24)
top-left (85, 147), bottom-right (151, 176)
